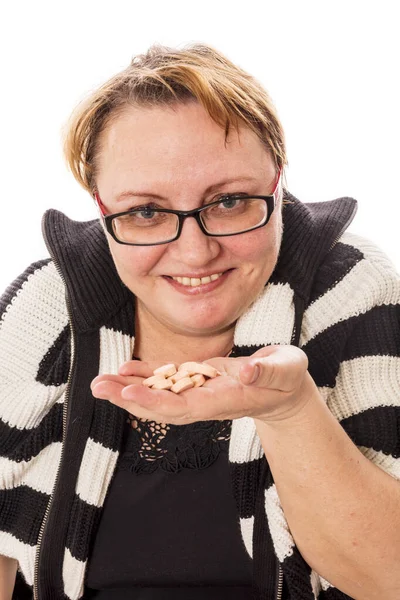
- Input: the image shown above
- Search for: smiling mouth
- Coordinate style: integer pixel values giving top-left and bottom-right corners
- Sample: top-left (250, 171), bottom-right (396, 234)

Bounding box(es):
top-left (164, 269), bottom-right (234, 288)
top-left (168, 272), bottom-right (224, 287)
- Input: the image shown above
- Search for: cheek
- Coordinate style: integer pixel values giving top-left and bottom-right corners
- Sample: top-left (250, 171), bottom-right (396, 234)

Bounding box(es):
top-left (227, 218), bottom-right (282, 267)
top-left (108, 240), bottom-right (165, 282)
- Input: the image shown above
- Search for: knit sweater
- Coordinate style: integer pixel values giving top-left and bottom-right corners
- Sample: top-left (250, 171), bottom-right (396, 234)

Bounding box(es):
top-left (1, 192), bottom-right (399, 600)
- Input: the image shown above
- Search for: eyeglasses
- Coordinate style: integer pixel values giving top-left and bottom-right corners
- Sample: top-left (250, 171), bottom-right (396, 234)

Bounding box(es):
top-left (94, 170), bottom-right (281, 246)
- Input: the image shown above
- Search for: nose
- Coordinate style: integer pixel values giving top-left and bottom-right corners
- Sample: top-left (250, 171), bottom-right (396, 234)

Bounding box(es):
top-left (169, 215), bottom-right (221, 266)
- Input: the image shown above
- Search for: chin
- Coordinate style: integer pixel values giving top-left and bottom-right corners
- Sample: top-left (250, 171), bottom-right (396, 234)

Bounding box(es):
top-left (171, 312), bottom-right (236, 336)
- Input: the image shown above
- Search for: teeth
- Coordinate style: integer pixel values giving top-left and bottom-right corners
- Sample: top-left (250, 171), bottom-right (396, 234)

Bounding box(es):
top-left (200, 276), bottom-right (211, 285)
top-left (171, 273), bottom-right (223, 286)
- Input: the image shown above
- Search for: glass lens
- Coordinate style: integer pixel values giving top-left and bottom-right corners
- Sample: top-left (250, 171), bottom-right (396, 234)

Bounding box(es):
top-left (201, 197), bottom-right (267, 234)
top-left (112, 209), bottom-right (179, 244)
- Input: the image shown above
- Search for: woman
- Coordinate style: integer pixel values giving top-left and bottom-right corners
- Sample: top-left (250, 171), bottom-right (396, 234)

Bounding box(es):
top-left (1, 44), bottom-right (399, 600)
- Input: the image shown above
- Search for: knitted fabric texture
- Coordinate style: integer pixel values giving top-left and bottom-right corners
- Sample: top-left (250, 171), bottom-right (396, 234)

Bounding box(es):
top-left (1, 194), bottom-right (399, 600)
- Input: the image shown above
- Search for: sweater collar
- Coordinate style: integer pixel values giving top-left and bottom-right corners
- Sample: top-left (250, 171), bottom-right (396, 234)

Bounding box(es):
top-left (42, 192), bottom-right (357, 332)
top-left (271, 191), bottom-right (358, 298)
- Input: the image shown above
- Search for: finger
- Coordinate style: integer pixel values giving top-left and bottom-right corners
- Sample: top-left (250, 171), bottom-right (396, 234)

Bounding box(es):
top-left (122, 384), bottom-right (198, 423)
top-left (121, 384), bottom-right (224, 422)
top-left (93, 382), bottom-right (174, 422)
top-left (205, 346), bottom-right (278, 378)
top-left (239, 346), bottom-right (308, 391)
top-left (204, 356), bottom-right (243, 377)
top-left (91, 380), bottom-right (126, 401)
top-left (91, 373), bottom-right (143, 391)
top-left (91, 378), bottom-right (156, 413)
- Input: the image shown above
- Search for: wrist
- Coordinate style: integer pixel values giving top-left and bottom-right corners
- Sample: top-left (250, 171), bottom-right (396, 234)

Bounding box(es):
top-left (254, 372), bottom-right (321, 428)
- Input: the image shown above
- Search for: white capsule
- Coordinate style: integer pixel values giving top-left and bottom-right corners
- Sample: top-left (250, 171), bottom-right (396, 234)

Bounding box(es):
top-left (191, 373), bottom-right (206, 387)
top-left (151, 378), bottom-right (173, 390)
top-left (178, 362), bottom-right (219, 378)
top-left (142, 375), bottom-right (167, 387)
top-left (153, 363), bottom-right (177, 377)
top-left (169, 370), bottom-right (191, 383)
top-left (171, 377), bottom-right (195, 393)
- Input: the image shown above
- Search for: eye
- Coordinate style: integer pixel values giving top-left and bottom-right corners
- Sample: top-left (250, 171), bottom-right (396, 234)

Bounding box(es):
top-left (125, 203), bottom-right (163, 219)
top-left (135, 206), bottom-right (157, 219)
top-left (218, 196), bottom-right (242, 209)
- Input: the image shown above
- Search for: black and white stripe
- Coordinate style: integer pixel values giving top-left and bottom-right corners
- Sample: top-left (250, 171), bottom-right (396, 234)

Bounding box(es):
top-left (230, 231), bottom-right (400, 598)
top-left (1, 202), bottom-right (399, 599)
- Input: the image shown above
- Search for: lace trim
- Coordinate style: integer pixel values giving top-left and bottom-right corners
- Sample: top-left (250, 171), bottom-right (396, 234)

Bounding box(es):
top-left (118, 414), bottom-right (232, 474)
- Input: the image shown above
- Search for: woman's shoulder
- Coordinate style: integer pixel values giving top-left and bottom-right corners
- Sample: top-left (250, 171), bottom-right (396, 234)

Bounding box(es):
top-left (0, 258), bottom-right (66, 570)
top-left (1, 258), bottom-right (67, 323)
top-left (301, 234), bottom-right (399, 418)
top-left (301, 232), bottom-right (400, 358)
top-left (0, 257), bottom-right (70, 400)
top-left (308, 231), bottom-right (400, 311)
top-left (338, 230), bottom-right (399, 271)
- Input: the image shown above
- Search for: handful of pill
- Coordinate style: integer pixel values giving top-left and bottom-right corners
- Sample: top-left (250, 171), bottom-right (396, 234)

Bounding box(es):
top-left (143, 362), bottom-right (220, 393)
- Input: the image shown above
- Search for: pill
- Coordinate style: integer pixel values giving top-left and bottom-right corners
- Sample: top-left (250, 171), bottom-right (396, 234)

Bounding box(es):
top-left (153, 363), bottom-right (177, 377)
top-left (191, 373), bottom-right (206, 387)
top-left (178, 362), bottom-right (219, 378)
top-left (151, 378), bottom-right (174, 390)
top-left (142, 374), bottom-right (167, 387)
top-left (171, 377), bottom-right (195, 393)
top-left (168, 370), bottom-right (191, 383)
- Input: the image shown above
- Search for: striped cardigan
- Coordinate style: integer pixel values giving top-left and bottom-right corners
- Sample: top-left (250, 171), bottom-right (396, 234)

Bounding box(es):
top-left (1, 193), bottom-right (399, 600)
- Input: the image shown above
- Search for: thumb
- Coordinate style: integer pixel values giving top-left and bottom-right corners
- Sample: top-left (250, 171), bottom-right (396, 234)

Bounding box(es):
top-left (239, 346), bottom-right (308, 391)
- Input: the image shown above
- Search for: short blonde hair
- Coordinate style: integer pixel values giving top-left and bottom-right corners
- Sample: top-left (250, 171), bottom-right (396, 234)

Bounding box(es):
top-left (63, 43), bottom-right (287, 195)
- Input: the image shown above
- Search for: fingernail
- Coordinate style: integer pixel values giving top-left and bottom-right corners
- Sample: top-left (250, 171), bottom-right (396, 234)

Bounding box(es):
top-left (248, 364), bottom-right (260, 384)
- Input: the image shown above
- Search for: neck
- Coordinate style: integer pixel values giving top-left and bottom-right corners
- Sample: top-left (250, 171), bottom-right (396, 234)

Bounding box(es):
top-left (134, 303), bottom-right (234, 363)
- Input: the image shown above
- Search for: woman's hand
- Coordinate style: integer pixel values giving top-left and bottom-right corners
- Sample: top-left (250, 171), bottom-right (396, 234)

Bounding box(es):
top-left (90, 345), bottom-right (316, 425)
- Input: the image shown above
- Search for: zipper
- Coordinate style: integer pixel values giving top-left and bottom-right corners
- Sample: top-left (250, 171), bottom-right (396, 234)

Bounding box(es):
top-left (33, 223), bottom-right (77, 600)
top-left (280, 203), bottom-right (357, 599)
top-left (328, 201), bottom-right (358, 253)
top-left (275, 563), bottom-right (283, 600)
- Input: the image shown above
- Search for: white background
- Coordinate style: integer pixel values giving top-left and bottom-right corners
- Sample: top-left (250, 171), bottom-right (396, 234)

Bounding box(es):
top-left (1, 0), bottom-right (399, 292)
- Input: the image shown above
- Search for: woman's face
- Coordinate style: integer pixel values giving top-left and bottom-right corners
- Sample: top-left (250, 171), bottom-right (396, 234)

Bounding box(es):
top-left (95, 102), bottom-right (282, 338)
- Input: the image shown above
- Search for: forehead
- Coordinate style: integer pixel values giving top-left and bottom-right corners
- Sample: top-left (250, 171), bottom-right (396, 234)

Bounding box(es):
top-left (95, 102), bottom-right (274, 197)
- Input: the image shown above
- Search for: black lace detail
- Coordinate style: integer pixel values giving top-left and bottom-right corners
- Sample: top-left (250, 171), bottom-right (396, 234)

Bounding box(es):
top-left (118, 415), bottom-right (232, 474)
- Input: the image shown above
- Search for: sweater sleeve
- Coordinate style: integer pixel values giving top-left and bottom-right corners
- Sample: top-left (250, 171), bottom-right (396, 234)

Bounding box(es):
top-left (301, 232), bottom-right (400, 480)
top-left (0, 260), bottom-right (69, 581)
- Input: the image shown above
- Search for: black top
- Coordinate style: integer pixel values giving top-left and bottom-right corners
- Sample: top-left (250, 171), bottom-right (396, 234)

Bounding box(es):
top-left (84, 417), bottom-right (253, 599)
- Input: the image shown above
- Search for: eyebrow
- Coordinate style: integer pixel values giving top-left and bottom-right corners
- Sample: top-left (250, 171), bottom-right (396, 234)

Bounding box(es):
top-left (115, 176), bottom-right (259, 202)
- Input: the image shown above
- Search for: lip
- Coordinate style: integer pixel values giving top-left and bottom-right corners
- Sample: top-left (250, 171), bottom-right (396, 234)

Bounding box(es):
top-left (166, 271), bottom-right (226, 279)
top-left (163, 269), bottom-right (233, 295)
